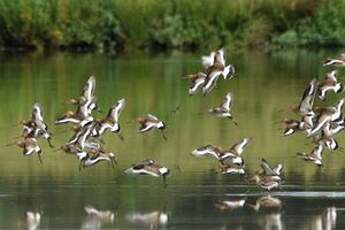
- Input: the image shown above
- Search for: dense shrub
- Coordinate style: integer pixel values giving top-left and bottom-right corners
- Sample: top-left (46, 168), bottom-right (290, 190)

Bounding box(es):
top-left (274, 0), bottom-right (345, 47)
top-left (0, 0), bottom-right (341, 52)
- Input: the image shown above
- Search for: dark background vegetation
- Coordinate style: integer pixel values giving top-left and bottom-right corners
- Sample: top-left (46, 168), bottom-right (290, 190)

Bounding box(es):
top-left (0, 0), bottom-right (343, 53)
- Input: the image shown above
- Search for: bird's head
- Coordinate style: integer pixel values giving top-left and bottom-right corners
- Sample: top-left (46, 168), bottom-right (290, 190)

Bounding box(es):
top-left (157, 121), bottom-right (166, 130)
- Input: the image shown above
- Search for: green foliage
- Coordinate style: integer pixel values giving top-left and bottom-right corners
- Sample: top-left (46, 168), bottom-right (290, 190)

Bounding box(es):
top-left (274, 0), bottom-right (345, 47)
top-left (0, 0), bottom-right (342, 51)
top-left (0, 0), bottom-right (125, 50)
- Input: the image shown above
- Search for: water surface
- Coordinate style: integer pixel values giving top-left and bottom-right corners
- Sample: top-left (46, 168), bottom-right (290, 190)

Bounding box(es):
top-left (0, 50), bottom-right (345, 229)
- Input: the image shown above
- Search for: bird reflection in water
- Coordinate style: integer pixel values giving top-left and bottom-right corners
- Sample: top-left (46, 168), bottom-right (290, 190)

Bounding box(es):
top-left (256, 213), bottom-right (283, 230)
top-left (125, 211), bottom-right (168, 229)
top-left (215, 199), bottom-right (246, 212)
top-left (247, 195), bottom-right (283, 230)
top-left (81, 206), bottom-right (115, 230)
top-left (246, 195), bottom-right (282, 211)
top-left (26, 211), bottom-right (41, 230)
top-left (300, 206), bottom-right (337, 230)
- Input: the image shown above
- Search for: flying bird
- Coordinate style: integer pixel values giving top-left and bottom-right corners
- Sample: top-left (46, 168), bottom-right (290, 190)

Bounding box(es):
top-left (124, 159), bottom-right (170, 181)
top-left (137, 114), bottom-right (167, 140)
top-left (17, 137), bottom-right (43, 163)
top-left (184, 72), bottom-right (207, 96)
top-left (318, 71), bottom-right (343, 100)
top-left (209, 92), bottom-right (238, 126)
top-left (92, 98), bottom-right (127, 139)
top-left (323, 53), bottom-right (345, 67)
top-left (297, 144), bottom-right (324, 166)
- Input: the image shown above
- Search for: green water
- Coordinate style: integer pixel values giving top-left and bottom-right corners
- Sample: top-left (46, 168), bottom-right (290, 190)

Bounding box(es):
top-left (0, 50), bottom-right (345, 229)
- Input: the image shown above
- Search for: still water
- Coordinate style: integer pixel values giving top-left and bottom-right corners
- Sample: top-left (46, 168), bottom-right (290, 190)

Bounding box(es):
top-left (0, 50), bottom-right (345, 229)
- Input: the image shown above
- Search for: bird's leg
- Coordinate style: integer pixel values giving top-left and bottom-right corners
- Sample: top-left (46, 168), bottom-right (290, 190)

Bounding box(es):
top-left (47, 138), bottom-right (54, 148)
top-left (338, 146), bottom-right (345, 153)
top-left (48, 148), bottom-right (62, 153)
top-left (110, 158), bottom-right (117, 168)
top-left (117, 133), bottom-right (125, 141)
top-left (162, 176), bottom-right (168, 188)
top-left (229, 117), bottom-right (239, 127)
top-left (37, 153), bottom-right (43, 164)
top-left (79, 161), bottom-right (83, 171)
top-left (4, 142), bottom-right (17, 147)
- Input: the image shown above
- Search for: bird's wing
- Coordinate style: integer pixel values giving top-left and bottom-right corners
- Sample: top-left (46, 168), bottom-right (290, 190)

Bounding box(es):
top-left (261, 158), bottom-right (278, 176)
top-left (325, 70), bottom-right (337, 82)
top-left (229, 138), bottom-right (250, 155)
top-left (32, 102), bottom-right (44, 122)
top-left (189, 77), bottom-right (206, 94)
top-left (273, 163), bottom-right (283, 176)
top-left (82, 76), bottom-right (96, 100)
top-left (201, 52), bottom-right (215, 69)
top-left (221, 92), bottom-right (233, 111)
top-left (202, 70), bottom-right (222, 95)
top-left (146, 114), bottom-right (159, 122)
top-left (311, 144), bottom-right (323, 159)
top-left (215, 48), bottom-right (225, 67)
top-left (108, 98), bottom-right (127, 122)
top-left (298, 79), bottom-right (318, 114)
top-left (338, 53), bottom-right (345, 61)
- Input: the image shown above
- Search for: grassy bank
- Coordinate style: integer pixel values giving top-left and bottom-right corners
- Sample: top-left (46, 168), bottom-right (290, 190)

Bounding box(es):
top-left (0, 0), bottom-right (341, 53)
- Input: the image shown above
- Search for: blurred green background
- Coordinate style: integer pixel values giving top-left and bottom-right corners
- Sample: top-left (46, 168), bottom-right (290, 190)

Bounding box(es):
top-left (0, 0), bottom-right (344, 53)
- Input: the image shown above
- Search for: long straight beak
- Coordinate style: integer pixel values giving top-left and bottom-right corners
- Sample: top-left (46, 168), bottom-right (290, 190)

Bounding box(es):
top-left (11, 135), bottom-right (22, 140)
top-left (161, 130), bottom-right (168, 141)
top-left (4, 142), bottom-right (17, 147)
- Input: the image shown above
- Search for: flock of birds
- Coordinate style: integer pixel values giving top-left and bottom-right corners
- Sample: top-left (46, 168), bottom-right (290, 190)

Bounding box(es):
top-left (11, 49), bottom-right (345, 194)
top-left (14, 74), bottom-right (171, 178)
top-left (189, 50), bottom-right (345, 192)
top-left (9, 50), bottom-right (345, 230)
